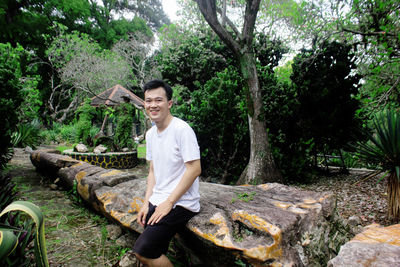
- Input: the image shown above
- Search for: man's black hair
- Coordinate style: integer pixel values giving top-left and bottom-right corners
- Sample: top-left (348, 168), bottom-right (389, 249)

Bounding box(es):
top-left (143, 79), bottom-right (173, 100)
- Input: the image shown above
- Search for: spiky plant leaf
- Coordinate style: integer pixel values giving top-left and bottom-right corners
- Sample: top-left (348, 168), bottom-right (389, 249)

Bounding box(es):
top-left (0, 230), bottom-right (18, 259)
top-left (0, 201), bottom-right (49, 267)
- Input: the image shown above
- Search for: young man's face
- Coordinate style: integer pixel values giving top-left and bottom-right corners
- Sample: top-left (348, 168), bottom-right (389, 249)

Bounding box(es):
top-left (144, 87), bottom-right (172, 124)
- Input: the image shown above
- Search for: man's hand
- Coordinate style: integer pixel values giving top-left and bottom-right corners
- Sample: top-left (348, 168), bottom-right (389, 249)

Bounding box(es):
top-left (147, 199), bottom-right (173, 225)
top-left (137, 203), bottom-right (149, 227)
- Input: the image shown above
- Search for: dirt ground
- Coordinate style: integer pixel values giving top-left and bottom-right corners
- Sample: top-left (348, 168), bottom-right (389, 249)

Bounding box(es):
top-left (6, 147), bottom-right (397, 266)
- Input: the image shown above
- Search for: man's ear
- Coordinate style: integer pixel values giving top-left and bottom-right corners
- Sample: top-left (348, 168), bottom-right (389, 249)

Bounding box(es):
top-left (168, 99), bottom-right (173, 108)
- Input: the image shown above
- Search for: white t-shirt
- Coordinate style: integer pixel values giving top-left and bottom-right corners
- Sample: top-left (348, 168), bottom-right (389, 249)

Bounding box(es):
top-left (146, 117), bottom-right (201, 212)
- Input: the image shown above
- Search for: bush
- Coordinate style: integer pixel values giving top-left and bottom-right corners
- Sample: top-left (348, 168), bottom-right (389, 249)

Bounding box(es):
top-left (173, 67), bottom-right (249, 184)
top-left (0, 43), bottom-right (24, 170)
top-left (114, 103), bottom-right (134, 150)
top-left (75, 99), bottom-right (96, 146)
top-left (11, 119), bottom-right (42, 149)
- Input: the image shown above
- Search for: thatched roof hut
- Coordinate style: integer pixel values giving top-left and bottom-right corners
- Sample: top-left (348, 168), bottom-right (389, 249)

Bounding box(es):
top-left (90, 84), bottom-right (144, 108)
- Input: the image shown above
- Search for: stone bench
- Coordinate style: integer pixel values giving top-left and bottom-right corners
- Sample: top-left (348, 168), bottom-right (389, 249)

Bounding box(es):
top-left (30, 150), bottom-right (353, 266)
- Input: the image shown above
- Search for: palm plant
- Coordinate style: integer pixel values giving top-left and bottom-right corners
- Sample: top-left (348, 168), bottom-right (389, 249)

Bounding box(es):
top-left (357, 110), bottom-right (400, 220)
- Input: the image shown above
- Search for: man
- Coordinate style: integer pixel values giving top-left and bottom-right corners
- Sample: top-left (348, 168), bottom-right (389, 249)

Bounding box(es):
top-left (133, 80), bottom-right (201, 267)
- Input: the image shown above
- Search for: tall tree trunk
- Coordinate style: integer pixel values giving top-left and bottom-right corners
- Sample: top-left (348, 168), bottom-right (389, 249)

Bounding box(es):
top-left (236, 52), bottom-right (282, 184)
top-left (194, 0), bottom-right (282, 185)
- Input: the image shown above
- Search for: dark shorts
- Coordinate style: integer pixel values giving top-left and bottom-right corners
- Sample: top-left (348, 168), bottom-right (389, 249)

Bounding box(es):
top-left (132, 202), bottom-right (197, 259)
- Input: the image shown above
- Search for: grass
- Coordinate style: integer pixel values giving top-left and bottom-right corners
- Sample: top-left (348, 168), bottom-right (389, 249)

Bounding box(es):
top-left (137, 145), bottom-right (146, 159)
top-left (9, 163), bottom-right (132, 266)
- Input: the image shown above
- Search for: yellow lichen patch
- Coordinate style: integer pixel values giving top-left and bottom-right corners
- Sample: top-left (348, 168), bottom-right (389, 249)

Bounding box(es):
top-left (287, 206), bottom-right (307, 214)
top-left (272, 201), bottom-right (291, 209)
top-left (189, 212), bottom-right (236, 249)
top-left (100, 169), bottom-right (122, 177)
top-left (128, 197), bottom-right (144, 213)
top-left (110, 209), bottom-right (136, 228)
top-left (97, 191), bottom-right (118, 214)
top-left (298, 203), bottom-right (321, 211)
top-left (232, 210), bottom-right (282, 261)
top-left (317, 194), bottom-right (331, 202)
top-left (75, 171), bottom-right (90, 201)
top-left (274, 199), bottom-right (321, 214)
top-left (71, 162), bottom-right (84, 168)
top-left (352, 223), bottom-right (400, 246)
top-left (302, 198), bottom-right (317, 204)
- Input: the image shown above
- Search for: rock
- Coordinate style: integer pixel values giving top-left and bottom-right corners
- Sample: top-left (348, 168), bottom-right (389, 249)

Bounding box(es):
top-left (93, 144), bottom-right (107, 154)
top-left (328, 223), bottom-right (400, 267)
top-left (94, 180), bottom-right (342, 266)
top-left (122, 148), bottom-right (129, 152)
top-left (106, 224), bottom-right (122, 240)
top-left (119, 251), bottom-right (138, 267)
top-left (49, 184), bottom-right (58, 190)
top-left (24, 146), bottom-right (33, 154)
top-left (347, 215), bottom-right (361, 226)
top-left (30, 150), bottom-right (77, 176)
top-left (31, 150), bottom-right (351, 266)
top-left (116, 234), bottom-right (136, 247)
top-left (74, 143), bottom-right (88, 153)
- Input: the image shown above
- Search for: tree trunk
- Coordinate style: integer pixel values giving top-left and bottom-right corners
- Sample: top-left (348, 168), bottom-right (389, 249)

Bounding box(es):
top-left (236, 52), bottom-right (282, 185)
top-left (388, 172), bottom-right (400, 221)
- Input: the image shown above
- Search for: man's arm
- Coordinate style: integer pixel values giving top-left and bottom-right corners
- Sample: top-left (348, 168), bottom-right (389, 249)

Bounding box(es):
top-left (137, 161), bottom-right (156, 226)
top-left (147, 159), bottom-right (201, 225)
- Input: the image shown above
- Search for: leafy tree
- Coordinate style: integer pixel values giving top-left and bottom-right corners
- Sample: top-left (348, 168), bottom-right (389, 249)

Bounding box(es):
top-left (291, 41), bottom-right (363, 162)
top-left (112, 31), bottom-right (159, 89)
top-left (173, 67), bottom-right (249, 184)
top-left (194, 0), bottom-right (282, 184)
top-left (0, 43), bottom-right (25, 169)
top-left (45, 32), bottom-right (134, 123)
top-left (157, 24), bottom-right (235, 92)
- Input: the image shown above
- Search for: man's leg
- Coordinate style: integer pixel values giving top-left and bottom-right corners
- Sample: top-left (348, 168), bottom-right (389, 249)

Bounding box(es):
top-left (133, 204), bottom-right (197, 266)
top-left (134, 252), bottom-right (173, 267)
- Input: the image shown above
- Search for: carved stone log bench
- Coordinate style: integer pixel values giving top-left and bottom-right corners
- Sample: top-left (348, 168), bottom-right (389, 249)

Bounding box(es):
top-left (30, 150), bottom-right (352, 266)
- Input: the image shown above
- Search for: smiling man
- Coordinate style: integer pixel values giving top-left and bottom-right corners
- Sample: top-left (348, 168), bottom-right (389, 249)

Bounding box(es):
top-left (133, 80), bottom-right (201, 267)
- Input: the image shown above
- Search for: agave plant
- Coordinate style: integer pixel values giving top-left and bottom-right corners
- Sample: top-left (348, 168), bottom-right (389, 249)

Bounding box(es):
top-left (0, 201), bottom-right (49, 267)
top-left (357, 110), bottom-right (400, 220)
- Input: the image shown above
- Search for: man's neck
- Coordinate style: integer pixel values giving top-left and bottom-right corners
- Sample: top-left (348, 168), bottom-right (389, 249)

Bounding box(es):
top-left (156, 114), bottom-right (174, 133)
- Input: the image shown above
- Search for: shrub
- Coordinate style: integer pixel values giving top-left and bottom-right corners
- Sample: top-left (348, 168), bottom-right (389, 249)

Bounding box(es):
top-left (75, 99), bottom-right (96, 146)
top-left (114, 103), bottom-right (134, 150)
top-left (11, 119), bottom-right (42, 149)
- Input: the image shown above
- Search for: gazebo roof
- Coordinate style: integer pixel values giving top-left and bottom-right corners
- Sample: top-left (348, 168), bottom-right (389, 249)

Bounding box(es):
top-left (90, 84), bottom-right (144, 108)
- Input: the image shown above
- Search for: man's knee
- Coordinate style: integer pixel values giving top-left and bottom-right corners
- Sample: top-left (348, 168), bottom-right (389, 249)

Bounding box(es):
top-left (133, 252), bottom-right (148, 265)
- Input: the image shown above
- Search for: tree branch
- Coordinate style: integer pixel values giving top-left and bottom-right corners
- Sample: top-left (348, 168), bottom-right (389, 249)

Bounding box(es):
top-left (242, 0), bottom-right (261, 47)
top-left (194, 0), bottom-right (241, 55)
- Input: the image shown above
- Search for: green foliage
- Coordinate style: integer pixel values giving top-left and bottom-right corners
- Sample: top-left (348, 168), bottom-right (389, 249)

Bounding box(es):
top-left (0, 43), bottom-right (24, 170)
top-left (357, 109), bottom-right (400, 219)
top-left (75, 99), bottom-right (96, 146)
top-left (291, 41), bottom-right (364, 159)
top-left (157, 25), bottom-right (235, 92)
top-left (0, 201), bottom-right (49, 267)
top-left (357, 110), bottom-right (400, 172)
top-left (0, 172), bottom-right (17, 213)
top-left (231, 192), bottom-right (256, 204)
top-left (114, 103), bottom-right (135, 150)
top-left (173, 67), bottom-right (249, 183)
top-left (260, 65), bottom-right (312, 180)
top-left (12, 119), bottom-right (42, 149)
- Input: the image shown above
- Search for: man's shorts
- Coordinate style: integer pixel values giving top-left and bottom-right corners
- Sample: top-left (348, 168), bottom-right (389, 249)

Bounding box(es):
top-left (132, 202), bottom-right (198, 259)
